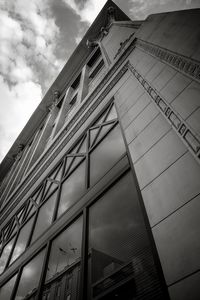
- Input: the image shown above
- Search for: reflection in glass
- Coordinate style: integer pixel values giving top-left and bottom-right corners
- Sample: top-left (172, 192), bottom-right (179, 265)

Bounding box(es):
top-left (45, 217), bottom-right (82, 282)
top-left (90, 125), bottom-right (126, 186)
top-left (15, 249), bottom-right (45, 300)
top-left (0, 273), bottom-right (17, 300)
top-left (0, 237), bottom-right (15, 274)
top-left (31, 192), bottom-right (57, 243)
top-left (57, 162), bottom-right (85, 217)
top-left (89, 172), bottom-right (149, 283)
top-left (10, 217), bottom-right (34, 264)
top-left (105, 105), bottom-right (117, 121)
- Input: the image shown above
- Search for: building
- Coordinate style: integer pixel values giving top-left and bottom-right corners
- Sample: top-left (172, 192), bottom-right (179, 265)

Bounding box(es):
top-left (0, 1), bottom-right (200, 299)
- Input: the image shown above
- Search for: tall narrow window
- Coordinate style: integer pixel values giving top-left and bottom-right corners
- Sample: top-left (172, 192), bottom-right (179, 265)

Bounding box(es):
top-left (14, 249), bottom-right (45, 299)
top-left (45, 216), bottom-right (83, 282)
top-left (0, 273), bottom-right (17, 300)
top-left (88, 171), bottom-right (162, 299)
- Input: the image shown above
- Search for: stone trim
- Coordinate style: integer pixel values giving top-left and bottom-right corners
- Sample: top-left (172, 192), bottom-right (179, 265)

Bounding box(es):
top-left (136, 39), bottom-right (200, 82)
top-left (0, 39), bottom-right (135, 224)
top-left (128, 62), bottom-right (200, 164)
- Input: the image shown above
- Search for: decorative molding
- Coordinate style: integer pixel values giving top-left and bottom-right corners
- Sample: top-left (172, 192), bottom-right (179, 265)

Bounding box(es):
top-left (136, 39), bottom-right (200, 82)
top-left (0, 39), bottom-right (136, 225)
top-left (114, 33), bottom-right (135, 60)
top-left (127, 62), bottom-right (200, 163)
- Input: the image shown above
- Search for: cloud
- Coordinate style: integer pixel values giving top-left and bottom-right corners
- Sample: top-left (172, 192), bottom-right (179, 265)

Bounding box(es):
top-left (0, 75), bottom-right (42, 162)
top-left (62, 0), bottom-right (107, 24)
top-left (0, 0), bottom-right (65, 162)
top-left (129, 0), bottom-right (200, 20)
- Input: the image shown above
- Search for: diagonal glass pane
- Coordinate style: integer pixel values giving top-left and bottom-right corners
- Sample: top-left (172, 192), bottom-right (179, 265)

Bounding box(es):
top-left (90, 127), bottom-right (99, 147)
top-left (90, 125), bottom-right (126, 187)
top-left (95, 123), bottom-right (114, 145)
top-left (24, 200), bottom-right (37, 221)
top-left (65, 157), bottom-right (74, 176)
top-left (0, 237), bottom-right (15, 274)
top-left (10, 217), bottom-right (34, 264)
top-left (31, 192), bottom-right (57, 243)
top-left (57, 161), bottom-right (86, 218)
top-left (0, 273), bottom-right (17, 300)
top-left (45, 217), bottom-right (83, 282)
top-left (77, 135), bottom-right (87, 153)
top-left (67, 156), bottom-right (84, 175)
top-left (48, 164), bottom-right (63, 182)
top-left (32, 185), bottom-right (44, 204)
top-left (43, 179), bottom-right (58, 201)
top-left (15, 249), bottom-right (45, 299)
top-left (105, 104), bottom-right (117, 122)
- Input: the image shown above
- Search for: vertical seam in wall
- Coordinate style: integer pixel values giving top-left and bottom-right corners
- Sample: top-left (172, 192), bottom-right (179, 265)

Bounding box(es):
top-left (119, 90), bottom-right (145, 119)
top-left (128, 62), bottom-right (200, 165)
top-left (170, 80), bottom-right (193, 106)
top-left (151, 191), bottom-right (200, 229)
top-left (126, 109), bottom-right (161, 144)
top-left (131, 127), bottom-right (172, 165)
top-left (139, 150), bottom-right (188, 191)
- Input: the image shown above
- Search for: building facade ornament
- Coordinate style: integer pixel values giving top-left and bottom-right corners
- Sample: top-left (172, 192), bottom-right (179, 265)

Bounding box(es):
top-left (128, 62), bottom-right (200, 163)
top-left (0, 37), bottom-right (136, 223)
top-left (136, 39), bottom-right (200, 82)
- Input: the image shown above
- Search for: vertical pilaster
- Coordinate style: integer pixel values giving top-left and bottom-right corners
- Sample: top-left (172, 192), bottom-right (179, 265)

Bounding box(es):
top-left (52, 87), bottom-right (73, 138)
top-left (27, 105), bottom-right (59, 170)
top-left (98, 41), bottom-right (111, 67)
top-left (77, 65), bottom-right (89, 104)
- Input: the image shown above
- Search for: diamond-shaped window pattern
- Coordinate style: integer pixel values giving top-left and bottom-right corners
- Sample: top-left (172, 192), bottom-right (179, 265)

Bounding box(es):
top-left (0, 101), bottom-right (125, 273)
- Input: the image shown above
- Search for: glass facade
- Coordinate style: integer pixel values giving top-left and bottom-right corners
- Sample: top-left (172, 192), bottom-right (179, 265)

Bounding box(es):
top-left (0, 102), bottom-right (167, 299)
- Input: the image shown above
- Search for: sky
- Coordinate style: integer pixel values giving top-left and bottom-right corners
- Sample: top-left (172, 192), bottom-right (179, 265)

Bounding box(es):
top-left (0, 0), bottom-right (199, 163)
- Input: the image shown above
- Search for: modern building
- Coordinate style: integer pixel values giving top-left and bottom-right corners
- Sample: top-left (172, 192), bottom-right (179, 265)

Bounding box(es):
top-left (0, 1), bottom-right (200, 299)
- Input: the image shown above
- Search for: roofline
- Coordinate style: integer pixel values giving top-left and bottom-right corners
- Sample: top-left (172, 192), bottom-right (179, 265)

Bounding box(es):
top-left (0, 0), bottom-right (130, 181)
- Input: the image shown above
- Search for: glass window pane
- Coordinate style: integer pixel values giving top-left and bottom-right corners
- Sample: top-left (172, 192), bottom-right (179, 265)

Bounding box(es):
top-left (57, 162), bottom-right (85, 218)
top-left (45, 217), bottom-right (83, 282)
top-left (10, 217), bottom-right (34, 264)
top-left (0, 273), bottom-right (17, 300)
top-left (90, 124), bottom-right (126, 186)
top-left (15, 249), bottom-right (45, 299)
top-left (89, 172), bottom-right (149, 284)
top-left (31, 192), bottom-right (57, 243)
top-left (0, 237), bottom-right (15, 274)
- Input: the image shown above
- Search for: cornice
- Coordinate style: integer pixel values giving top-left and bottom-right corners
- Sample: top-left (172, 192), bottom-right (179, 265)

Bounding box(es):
top-left (128, 62), bottom-right (200, 164)
top-left (136, 39), bottom-right (200, 82)
top-left (0, 39), bottom-right (135, 226)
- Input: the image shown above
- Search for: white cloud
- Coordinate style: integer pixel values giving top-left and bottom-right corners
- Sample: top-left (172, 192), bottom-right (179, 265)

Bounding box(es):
top-left (63, 0), bottom-right (107, 24)
top-left (0, 0), bottom-right (65, 162)
top-left (0, 75), bottom-right (42, 162)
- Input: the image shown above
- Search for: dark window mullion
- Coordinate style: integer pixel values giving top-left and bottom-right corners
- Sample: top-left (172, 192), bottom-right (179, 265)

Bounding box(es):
top-left (85, 131), bottom-right (90, 189)
top-left (11, 268), bottom-right (22, 300)
top-left (3, 232), bottom-right (18, 271)
top-left (35, 241), bottom-right (51, 300)
top-left (52, 156), bottom-right (67, 223)
top-left (26, 210), bottom-right (38, 248)
top-left (79, 208), bottom-right (88, 300)
top-left (89, 120), bottom-right (118, 153)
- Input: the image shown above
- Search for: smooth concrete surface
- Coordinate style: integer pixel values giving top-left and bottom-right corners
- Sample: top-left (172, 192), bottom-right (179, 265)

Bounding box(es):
top-left (129, 113), bottom-right (171, 163)
top-left (136, 9), bottom-right (200, 59)
top-left (142, 151), bottom-right (200, 226)
top-left (133, 129), bottom-right (187, 189)
top-left (160, 72), bottom-right (192, 104)
top-left (153, 193), bottom-right (200, 285)
top-left (102, 24), bottom-right (135, 62)
top-left (169, 271), bottom-right (200, 300)
top-left (171, 80), bottom-right (200, 120)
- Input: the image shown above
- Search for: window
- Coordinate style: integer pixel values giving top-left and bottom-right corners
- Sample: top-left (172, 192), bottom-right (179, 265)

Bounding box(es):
top-left (9, 217), bottom-right (34, 264)
top-left (45, 217), bottom-right (83, 282)
top-left (15, 249), bottom-right (45, 299)
top-left (88, 172), bottom-right (155, 298)
top-left (0, 273), bottom-right (17, 300)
